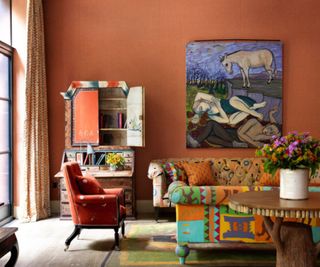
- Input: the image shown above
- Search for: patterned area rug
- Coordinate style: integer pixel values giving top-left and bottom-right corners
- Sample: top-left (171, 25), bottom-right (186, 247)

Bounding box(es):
top-left (105, 222), bottom-right (277, 267)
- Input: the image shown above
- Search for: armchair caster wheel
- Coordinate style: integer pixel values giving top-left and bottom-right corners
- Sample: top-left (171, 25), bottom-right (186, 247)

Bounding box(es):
top-left (64, 245), bottom-right (69, 252)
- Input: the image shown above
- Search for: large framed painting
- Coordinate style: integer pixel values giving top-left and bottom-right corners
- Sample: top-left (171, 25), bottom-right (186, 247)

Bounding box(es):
top-left (186, 40), bottom-right (283, 148)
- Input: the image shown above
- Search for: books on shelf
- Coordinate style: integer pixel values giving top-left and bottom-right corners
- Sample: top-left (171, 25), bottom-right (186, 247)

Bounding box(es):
top-left (117, 112), bottom-right (123, 128)
top-left (83, 154), bottom-right (89, 165)
top-left (76, 152), bottom-right (84, 165)
top-left (99, 112), bottom-right (126, 129)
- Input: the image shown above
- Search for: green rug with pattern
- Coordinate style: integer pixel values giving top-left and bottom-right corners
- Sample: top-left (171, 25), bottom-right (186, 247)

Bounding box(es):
top-left (105, 222), bottom-right (278, 267)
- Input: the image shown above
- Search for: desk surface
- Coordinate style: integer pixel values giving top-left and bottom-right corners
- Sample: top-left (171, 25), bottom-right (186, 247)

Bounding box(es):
top-left (0, 227), bottom-right (18, 243)
top-left (229, 190), bottom-right (320, 219)
top-left (54, 169), bottom-right (133, 178)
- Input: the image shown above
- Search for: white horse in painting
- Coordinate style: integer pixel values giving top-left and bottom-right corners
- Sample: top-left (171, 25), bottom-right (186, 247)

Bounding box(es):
top-left (220, 49), bottom-right (277, 88)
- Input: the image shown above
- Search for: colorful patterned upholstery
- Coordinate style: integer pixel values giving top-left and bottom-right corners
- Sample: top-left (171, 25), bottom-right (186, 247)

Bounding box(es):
top-left (182, 161), bottom-right (215, 186)
top-left (148, 158), bottom-right (320, 264)
top-left (168, 184), bottom-right (272, 205)
top-left (162, 162), bottom-right (187, 184)
top-left (170, 186), bottom-right (320, 242)
top-left (148, 158), bottom-right (320, 208)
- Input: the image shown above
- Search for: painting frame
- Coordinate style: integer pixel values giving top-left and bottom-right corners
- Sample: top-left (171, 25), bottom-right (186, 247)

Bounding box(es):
top-left (186, 39), bottom-right (283, 148)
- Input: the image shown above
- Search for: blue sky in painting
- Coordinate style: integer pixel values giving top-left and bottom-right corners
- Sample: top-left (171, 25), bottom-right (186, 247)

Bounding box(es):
top-left (186, 41), bottom-right (282, 79)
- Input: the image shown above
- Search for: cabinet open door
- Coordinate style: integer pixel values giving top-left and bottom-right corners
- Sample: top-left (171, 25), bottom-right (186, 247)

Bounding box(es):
top-left (62, 81), bottom-right (145, 148)
top-left (127, 86), bottom-right (145, 147)
top-left (72, 89), bottom-right (99, 145)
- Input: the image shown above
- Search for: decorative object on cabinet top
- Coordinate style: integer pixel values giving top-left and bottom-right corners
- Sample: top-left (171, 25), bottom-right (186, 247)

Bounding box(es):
top-left (60, 80), bottom-right (129, 99)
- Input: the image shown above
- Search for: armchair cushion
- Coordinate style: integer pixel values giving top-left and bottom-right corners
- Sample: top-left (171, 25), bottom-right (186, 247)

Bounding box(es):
top-left (75, 175), bottom-right (105, 195)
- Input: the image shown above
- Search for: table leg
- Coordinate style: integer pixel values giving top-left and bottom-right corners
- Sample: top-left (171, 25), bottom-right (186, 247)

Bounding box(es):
top-left (0, 233), bottom-right (19, 267)
top-left (263, 216), bottom-right (316, 267)
top-left (5, 241), bottom-right (18, 267)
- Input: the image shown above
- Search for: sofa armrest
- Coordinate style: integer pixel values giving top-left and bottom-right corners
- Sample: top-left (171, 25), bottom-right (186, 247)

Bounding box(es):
top-left (169, 185), bottom-right (274, 205)
top-left (147, 162), bottom-right (164, 179)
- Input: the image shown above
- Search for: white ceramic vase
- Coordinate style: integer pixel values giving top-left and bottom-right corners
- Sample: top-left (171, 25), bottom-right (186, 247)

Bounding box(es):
top-left (280, 168), bottom-right (309, 200)
top-left (109, 164), bottom-right (117, 171)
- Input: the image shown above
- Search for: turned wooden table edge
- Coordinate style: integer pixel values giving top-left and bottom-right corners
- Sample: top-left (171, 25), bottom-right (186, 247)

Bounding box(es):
top-left (228, 191), bottom-right (320, 219)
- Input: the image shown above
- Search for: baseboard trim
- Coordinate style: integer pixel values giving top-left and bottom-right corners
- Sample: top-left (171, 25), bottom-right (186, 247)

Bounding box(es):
top-left (13, 201), bottom-right (60, 219)
top-left (136, 200), bottom-right (153, 214)
top-left (16, 200), bottom-right (155, 217)
top-left (13, 205), bottom-right (20, 219)
top-left (51, 200), bottom-right (60, 215)
top-left (53, 200), bottom-right (154, 215)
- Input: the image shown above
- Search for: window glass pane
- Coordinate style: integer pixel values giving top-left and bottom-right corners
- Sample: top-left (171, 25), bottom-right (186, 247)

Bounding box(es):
top-left (0, 100), bottom-right (9, 151)
top-left (0, 153), bottom-right (10, 205)
top-left (0, 0), bottom-right (11, 44)
top-left (0, 53), bottom-right (9, 99)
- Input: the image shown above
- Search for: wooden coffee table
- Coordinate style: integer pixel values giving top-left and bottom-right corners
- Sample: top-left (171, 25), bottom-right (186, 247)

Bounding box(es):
top-left (229, 190), bottom-right (320, 267)
top-left (0, 227), bottom-right (18, 267)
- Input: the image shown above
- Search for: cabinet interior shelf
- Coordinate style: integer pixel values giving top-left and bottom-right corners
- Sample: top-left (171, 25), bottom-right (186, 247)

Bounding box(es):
top-left (100, 98), bottom-right (126, 101)
top-left (100, 128), bottom-right (127, 131)
top-left (100, 108), bottom-right (127, 111)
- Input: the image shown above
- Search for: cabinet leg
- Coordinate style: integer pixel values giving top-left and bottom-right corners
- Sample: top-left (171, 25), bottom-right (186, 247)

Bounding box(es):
top-left (155, 207), bottom-right (160, 222)
top-left (121, 221), bottom-right (125, 238)
top-left (114, 227), bottom-right (120, 251)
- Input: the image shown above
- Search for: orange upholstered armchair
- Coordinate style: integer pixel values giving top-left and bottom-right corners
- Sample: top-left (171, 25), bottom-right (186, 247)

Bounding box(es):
top-left (62, 162), bottom-right (126, 251)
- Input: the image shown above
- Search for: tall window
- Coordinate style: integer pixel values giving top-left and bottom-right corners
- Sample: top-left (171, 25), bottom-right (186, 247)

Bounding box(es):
top-left (0, 0), bottom-right (12, 224)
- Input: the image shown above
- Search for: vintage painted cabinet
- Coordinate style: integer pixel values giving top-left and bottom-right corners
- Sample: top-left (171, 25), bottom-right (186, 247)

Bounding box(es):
top-left (56, 81), bottom-right (145, 219)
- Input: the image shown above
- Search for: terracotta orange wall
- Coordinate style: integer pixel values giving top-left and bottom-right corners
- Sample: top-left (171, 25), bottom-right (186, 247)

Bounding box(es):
top-left (43, 0), bottom-right (320, 201)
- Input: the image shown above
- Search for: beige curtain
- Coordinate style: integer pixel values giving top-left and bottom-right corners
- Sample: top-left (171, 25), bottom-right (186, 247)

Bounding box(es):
top-left (22, 0), bottom-right (50, 221)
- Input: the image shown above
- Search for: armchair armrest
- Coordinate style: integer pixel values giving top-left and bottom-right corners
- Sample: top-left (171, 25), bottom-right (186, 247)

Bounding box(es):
top-left (104, 188), bottom-right (125, 205)
top-left (75, 194), bottom-right (118, 206)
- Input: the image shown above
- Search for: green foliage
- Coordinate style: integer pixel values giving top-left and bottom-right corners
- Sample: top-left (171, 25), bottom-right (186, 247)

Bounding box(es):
top-left (214, 81), bottom-right (227, 98)
top-left (256, 132), bottom-right (320, 177)
top-left (186, 85), bottom-right (200, 113)
top-left (106, 152), bottom-right (125, 167)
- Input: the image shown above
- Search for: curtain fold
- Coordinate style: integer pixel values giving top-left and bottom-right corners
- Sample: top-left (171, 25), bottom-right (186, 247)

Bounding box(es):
top-left (22, 0), bottom-right (50, 222)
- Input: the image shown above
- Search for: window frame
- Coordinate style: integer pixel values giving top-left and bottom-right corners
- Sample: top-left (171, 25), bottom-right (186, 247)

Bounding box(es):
top-left (0, 40), bottom-right (13, 225)
top-left (0, 0), bottom-right (12, 46)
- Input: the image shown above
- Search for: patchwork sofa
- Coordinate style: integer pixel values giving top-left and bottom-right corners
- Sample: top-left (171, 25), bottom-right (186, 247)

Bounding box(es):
top-left (148, 158), bottom-right (320, 264)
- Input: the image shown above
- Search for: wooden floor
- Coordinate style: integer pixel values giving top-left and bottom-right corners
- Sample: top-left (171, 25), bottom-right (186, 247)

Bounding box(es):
top-left (0, 214), bottom-right (163, 267)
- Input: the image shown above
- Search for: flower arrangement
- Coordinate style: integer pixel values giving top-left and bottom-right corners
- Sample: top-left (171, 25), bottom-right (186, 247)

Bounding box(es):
top-left (256, 132), bottom-right (320, 176)
top-left (106, 153), bottom-right (125, 169)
